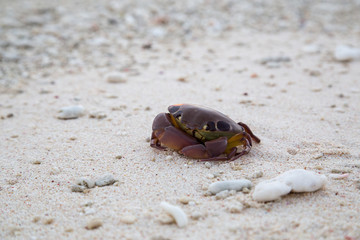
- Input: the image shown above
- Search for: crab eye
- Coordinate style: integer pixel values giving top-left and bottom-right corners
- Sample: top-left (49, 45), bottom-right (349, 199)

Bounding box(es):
top-left (204, 121), bottom-right (216, 131)
top-left (217, 121), bottom-right (230, 131)
top-left (168, 105), bottom-right (180, 114)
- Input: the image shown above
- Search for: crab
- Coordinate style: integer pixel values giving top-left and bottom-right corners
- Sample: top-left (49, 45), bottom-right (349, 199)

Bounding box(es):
top-left (150, 104), bottom-right (260, 161)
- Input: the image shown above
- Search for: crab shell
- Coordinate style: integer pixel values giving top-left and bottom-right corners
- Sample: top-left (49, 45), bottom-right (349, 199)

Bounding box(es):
top-left (150, 104), bottom-right (260, 161)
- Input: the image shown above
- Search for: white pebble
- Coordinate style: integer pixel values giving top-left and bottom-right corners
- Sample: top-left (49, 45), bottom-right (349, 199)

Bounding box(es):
top-left (57, 105), bottom-right (84, 119)
top-left (160, 202), bottom-right (188, 228)
top-left (302, 44), bottom-right (320, 54)
top-left (106, 72), bottom-right (127, 83)
top-left (329, 173), bottom-right (349, 179)
top-left (252, 180), bottom-right (291, 202)
top-left (215, 190), bottom-right (230, 200)
top-left (334, 45), bottom-right (360, 62)
top-left (253, 169), bottom-right (327, 202)
top-left (95, 174), bottom-right (116, 187)
top-left (165, 156), bottom-right (173, 161)
top-left (208, 179), bottom-right (252, 195)
top-left (278, 169), bottom-right (327, 192)
top-left (76, 178), bottom-right (95, 188)
top-left (120, 215), bottom-right (137, 224)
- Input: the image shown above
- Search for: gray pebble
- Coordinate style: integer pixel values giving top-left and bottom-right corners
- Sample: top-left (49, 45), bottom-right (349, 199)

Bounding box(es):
top-left (95, 174), bottom-right (116, 187)
top-left (57, 105), bottom-right (85, 120)
top-left (71, 185), bottom-right (86, 192)
top-left (89, 111), bottom-right (107, 119)
top-left (106, 72), bottom-right (127, 83)
top-left (208, 179), bottom-right (252, 195)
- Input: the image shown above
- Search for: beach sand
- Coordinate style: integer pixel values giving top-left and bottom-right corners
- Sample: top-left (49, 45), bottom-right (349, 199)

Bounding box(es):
top-left (1, 1), bottom-right (360, 239)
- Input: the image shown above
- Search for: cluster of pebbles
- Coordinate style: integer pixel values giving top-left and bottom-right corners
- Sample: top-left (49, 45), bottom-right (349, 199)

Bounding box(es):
top-left (71, 174), bottom-right (117, 193)
top-left (1, 0), bottom-right (360, 89)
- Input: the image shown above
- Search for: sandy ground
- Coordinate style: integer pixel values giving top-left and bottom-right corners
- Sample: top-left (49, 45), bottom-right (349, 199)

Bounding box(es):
top-left (1, 1), bottom-right (360, 239)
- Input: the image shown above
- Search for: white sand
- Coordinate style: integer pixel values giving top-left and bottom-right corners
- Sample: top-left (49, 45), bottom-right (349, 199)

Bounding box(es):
top-left (1, 1), bottom-right (360, 239)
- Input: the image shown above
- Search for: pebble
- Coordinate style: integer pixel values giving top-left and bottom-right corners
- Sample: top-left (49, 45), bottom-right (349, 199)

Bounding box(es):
top-left (252, 171), bottom-right (263, 179)
top-left (89, 111), bottom-right (107, 119)
top-left (190, 211), bottom-right (202, 220)
top-left (334, 45), bottom-right (360, 62)
top-left (302, 44), bottom-right (321, 54)
top-left (106, 72), bottom-right (127, 83)
top-left (215, 190), bottom-right (236, 200)
top-left (253, 169), bottom-right (327, 202)
top-left (208, 179), bottom-right (252, 195)
top-left (32, 160), bottom-right (41, 165)
top-left (120, 215), bottom-right (137, 224)
top-left (329, 173), bottom-right (349, 179)
top-left (160, 202), bottom-right (188, 228)
top-left (158, 213), bottom-right (175, 225)
top-left (178, 196), bottom-right (192, 204)
top-left (85, 218), bottom-right (103, 230)
top-left (43, 218), bottom-right (54, 225)
top-left (71, 185), bottom-right (86, 192)
top-left (259, 56), bottom-right (291, 65)
top-left (204, 162), bottom-right (212, 168)
top-left (57, 105), bottom-right (85, 120)
top-left (95, 174), bottom-right (116, 187)
top-left (76, 178), bottom-right (95, 188)
top-left (226, 203), bottom-right (244, 213)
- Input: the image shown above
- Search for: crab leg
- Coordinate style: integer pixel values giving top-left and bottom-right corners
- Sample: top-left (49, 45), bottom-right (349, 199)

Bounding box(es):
top-left (180, 137), bottom-right (228, 160)
top-left (238, 122), bottom-right (261, 143)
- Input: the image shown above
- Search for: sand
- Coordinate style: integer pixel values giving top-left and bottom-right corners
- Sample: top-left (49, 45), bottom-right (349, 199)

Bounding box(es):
top-left (1, 1), bottom-right (360, 239)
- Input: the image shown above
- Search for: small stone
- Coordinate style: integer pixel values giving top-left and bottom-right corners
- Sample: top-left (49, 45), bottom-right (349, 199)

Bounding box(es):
top-left (215, 190), bottom-right (230, 200)
top-left (206, 174), bottom-right (215, 179)
top-left (49, 167), bottom-right (61, 175)
top-left (302, 44), bottom-right (321, 54)
top-left (204, 162), bottom-right (212, 169)
top-left (208, 179), bottom-right (252, 194)
top-left (43, 218), bottom-right (54, 225)
top-left (85, 218), bottom-right (102, 230)
top-left (329, 173), bottom-right (349, 179)
top-left (253, 171), bottom-right (263, 178)
top-left (57, 105), bottom-right (85, 120)
top-left (89, 111), bottom-right (107, 119)
top-left (190, 211), bottom-right (202, 220)
top-left (165, 156), bottom-right (173, 161)
top-left (76, 178), bottom-right (95, 188)
top-left (32, 216), bottom-right (41, 223)
top-left (160, 202), bottom-right (188, 228)
top-left (120, 215), bottom-right (137, 224)
top-left (95, 174), bottom-right (116, 187)
top-left (178, 196), bottom-right (192, 205)
top-left (158, 213), bottom-right (175, 225)
top-left (7, 179), bottom-right (18, 185)
top-left (242, 187), bottom-right (250, 193)
top-left (71, 185), bottom-right (86, 192)
top-left (115, 155), bottom-right (123, 160)
top-left (106, 72), bottom-right (127, 83)
top-left (287, 148), bottom-right (298, 155)
top-left (7, 113), bottom-right (14, 118)
top-left (32, 160), bottom-right (41, 165)
top-left (334, 45), bottom-right (360, 62)
top-left (227, 203), bottom-right (244, 213)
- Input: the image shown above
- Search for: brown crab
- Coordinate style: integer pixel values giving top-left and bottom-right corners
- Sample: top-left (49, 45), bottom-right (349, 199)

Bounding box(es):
top-left (150, 104), bottom-right (260, 161)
